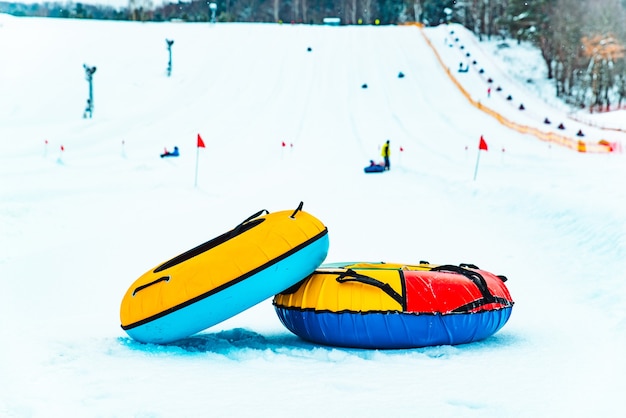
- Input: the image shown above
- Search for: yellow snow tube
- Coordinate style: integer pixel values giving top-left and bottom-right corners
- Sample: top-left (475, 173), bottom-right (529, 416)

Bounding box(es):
top-left (120, 202), bottom-right (329, 344)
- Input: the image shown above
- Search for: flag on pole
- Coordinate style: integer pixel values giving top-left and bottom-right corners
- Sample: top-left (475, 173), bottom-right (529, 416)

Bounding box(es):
top-left (473, 135), bottom-right (488, 181)
top-left (57, 144), bottom-right (65, 164)
top-left (195, 133), bottom-right (205, 187)
top-left (197, 134), bottom-right (206, 148)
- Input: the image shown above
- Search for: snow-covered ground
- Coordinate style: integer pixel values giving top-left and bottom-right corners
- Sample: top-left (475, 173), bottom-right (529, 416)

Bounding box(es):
top-left (1, 15), bottom-right (625, 417)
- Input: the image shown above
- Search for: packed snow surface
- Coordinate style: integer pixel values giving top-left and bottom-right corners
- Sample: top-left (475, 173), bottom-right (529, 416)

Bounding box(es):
top-left (1, 15), bottom-right (625, 417)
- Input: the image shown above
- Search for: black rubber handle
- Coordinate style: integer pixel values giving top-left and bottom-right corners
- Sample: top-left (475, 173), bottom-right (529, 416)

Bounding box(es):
top-left (133, 276), bottom-right (170, 296)
top-left (290, 201), bottom-right (304, 219)
top-left (335, 269), bottom-right (403, 306)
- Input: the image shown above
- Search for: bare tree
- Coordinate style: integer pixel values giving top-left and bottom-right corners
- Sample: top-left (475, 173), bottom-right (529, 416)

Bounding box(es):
top-left (345, 0), bottom-right (358, 24)
top-left (412, 0), bottom-right (423, 22)
top-left (551, 0), bottom-right (583, 100)
top-left (293, 0), bottom-right (300, 21)
top-left (128, 0), bottom-right (137, 20)
top-left (300, 0), bottom-right (309, 23)
top-left (273, 0), bottom-right (280, 22)
top-left (127, 0), bottom-right (153, 21)
top-left (580, 0), bottom-right (626, 110)
top-left (362, 0), bottom-right (373, 24)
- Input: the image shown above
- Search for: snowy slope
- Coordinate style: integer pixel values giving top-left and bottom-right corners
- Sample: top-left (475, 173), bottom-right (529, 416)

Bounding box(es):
top-left (1, 16), bottom-right (625, 417)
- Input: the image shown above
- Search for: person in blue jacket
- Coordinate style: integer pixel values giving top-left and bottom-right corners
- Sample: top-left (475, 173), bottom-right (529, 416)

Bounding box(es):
top-left (161, 146), bottom-right (179, 158)
top-left (381, 140), bottom-right (391, 171)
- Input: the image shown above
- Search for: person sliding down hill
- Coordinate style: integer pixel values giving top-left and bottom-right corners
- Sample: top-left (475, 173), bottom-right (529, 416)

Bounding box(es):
top-left (160, 146), bottom-right (180, 158)
top-left (381, 140), bottom-right (391, 171)
top-left (364, 160), bottom-right (384, 173)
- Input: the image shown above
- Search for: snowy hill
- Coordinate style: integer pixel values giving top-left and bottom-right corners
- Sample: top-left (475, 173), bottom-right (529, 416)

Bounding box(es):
top-left (1, 16), bottom-right (625, 417)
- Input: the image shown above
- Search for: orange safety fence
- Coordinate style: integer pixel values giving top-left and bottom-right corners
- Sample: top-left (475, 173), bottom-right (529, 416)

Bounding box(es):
top-left (416, 25), bottom-right (614, 153)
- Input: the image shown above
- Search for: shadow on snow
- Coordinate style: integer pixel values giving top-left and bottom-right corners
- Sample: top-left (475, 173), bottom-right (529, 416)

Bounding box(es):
top-left (118, 327), bottom-right (521, 360)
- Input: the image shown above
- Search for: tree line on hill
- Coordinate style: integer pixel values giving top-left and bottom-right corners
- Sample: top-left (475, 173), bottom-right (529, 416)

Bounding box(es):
top-left (1, 0), bottom-right (625, 111)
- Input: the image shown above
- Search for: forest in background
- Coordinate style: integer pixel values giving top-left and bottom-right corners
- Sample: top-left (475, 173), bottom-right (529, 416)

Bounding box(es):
top-left (1, 0), bottom-right (625, 111)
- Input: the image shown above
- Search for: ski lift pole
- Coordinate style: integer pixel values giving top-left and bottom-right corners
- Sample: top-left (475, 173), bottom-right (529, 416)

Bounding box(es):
top-left (166, 39), bottom-right (174, 76)
top-left (83, 64), bottom-right (96, 118)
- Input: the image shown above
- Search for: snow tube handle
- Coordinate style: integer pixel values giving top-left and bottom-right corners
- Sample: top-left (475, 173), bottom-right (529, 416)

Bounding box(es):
top-left (432, 264), bottom-right (494, 299)
top-left (232, 209), bottom-right (268, 236)
top-left (153, 210), bottom-right (269, 274)
top-left (431, 265), bottom-right (512, 312)
top-left (239, 209), bottom-right (269, 226)
top-left (459, 263), bottom-right (480, 269)
top-left (459, 263), bottom-right (508, 282)
top-left (133, 276), bottom-right (170, 296)
top-left (290, 201), bottom-right (304, 219)
top-left (335, 269), bottom-right (403, 306)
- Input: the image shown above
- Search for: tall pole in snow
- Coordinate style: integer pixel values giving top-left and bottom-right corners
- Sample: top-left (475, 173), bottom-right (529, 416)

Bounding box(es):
top-left (195, 148), bottom-right (199, 187)
top-left (166, 39), bottom-right (174, 77)
top-left (83, 64), bottom-right (96, 118)
top-left (473, 135), bottom-right (488, 181)
top-left (473, 150), bottom-right (482, 181)
top-left (195, 133), bottom-right (206, 187)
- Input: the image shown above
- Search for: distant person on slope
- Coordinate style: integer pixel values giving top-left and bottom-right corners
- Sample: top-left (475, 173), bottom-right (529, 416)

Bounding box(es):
top-left (381, 140), bottom-right (391, 171)
top-left (161, 146), bottom-right (180, 158)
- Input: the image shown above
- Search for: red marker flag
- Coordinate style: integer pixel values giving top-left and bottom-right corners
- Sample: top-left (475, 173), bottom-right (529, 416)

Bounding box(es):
top-left (197, 134), bottom-right (206, 148)
top-left (478, 135), bottom-right (488, 151)
top-left (195, 134), bottom-right (206, 187)
top-left (281, 141), bottom-right (286, 147)
top-left (474, 135), bottom-right (488, 181)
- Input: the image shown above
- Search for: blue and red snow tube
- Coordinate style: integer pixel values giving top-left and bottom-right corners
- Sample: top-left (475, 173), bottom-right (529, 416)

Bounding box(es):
top-left (364, 162), bottom-right (385, 173)
top-left (273, 262), bottom-right (514, 349)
